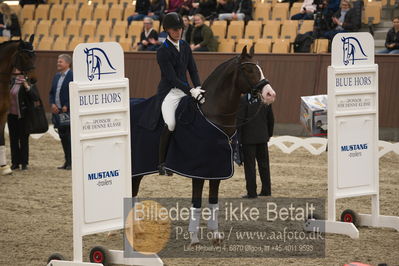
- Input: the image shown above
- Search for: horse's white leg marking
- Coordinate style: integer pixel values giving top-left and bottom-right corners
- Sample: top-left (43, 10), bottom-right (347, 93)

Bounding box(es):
top-left (0, 146), bottom-right (12, 175)
top-left (0, 146), bottom-right (6, 165)
top-left (188, 207), bottom-right (202, 245)
top-left (256, 65), bottom-right (276, 105)
top-left (207, 203), bottom-right (223, 244)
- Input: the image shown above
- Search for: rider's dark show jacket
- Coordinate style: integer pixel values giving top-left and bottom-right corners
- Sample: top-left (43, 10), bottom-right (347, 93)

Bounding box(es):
top-left (140, 39), bottom-right (201, 130)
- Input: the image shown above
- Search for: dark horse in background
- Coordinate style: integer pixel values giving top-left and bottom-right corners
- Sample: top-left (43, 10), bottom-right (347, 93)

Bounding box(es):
top-left (0, 36), bottom-right (36, 175)
top-left (131, 46), bottom-right (276, 245)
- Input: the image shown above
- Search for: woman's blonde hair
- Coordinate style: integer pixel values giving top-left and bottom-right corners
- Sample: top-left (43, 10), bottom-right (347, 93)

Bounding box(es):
top-left (0, 3), bottom-right (14, 27)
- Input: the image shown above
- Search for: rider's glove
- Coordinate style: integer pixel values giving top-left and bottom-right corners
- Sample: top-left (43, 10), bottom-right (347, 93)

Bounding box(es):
top-left (190, 86), bottom-right (205, 104)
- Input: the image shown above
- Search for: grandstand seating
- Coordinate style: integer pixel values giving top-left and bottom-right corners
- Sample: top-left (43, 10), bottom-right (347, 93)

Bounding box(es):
top-left (78, 4), bottom-right (94, 20)
top-left (64, 4), bottom-right (79, 21)
top-left (271, 3), bottom-right (289, 21)
top-left (93, 4), bottom-right (109, 21)
top-left (65, 20), bottom-right (82, 37)
top-left (50, 20), bottom-right (67, 37)
top-left (16, 1), bottom-right (381, 53)
top-left (235, 39), bottom-right (253, 52)
top-left (313, 39), bottom-right (329, 53)
top-left (272, 39), bottom-right (290, 53)
top-left (36, 36), bottom-right (53, 50)
top-left (52, 37), bottom-right (69, 50)
top-left (218, 39), bottom-right (235, 52)
top-left (245, 20), bottom-right (262, 40)
top-left (81, 20), bottom-right (97, 38)
top-left (299, 20), bottom-right (314, 34)
top-left (227, 20), bottom-right (244, 40)
top-left (253, 3), bottom-right (271, 23)
top-left (108, 5), bottom-right (124, 21)
top-left (96, 20), bottom-right (113, 37)
top-left (49, 4), bottom-right (64, 21)
top-left (35, 20), bottom-right (52, 37)
top-left (34, 4), bottom-right (50, 20)
top-left (255, 39), bottom-right (272, 53)
top-left (280, 20), bottom-right (298, 41)
top-left (363, 2), bottom-right (382, 24)
top-left (263, 20), bottom-right (281, 40)
top-left (289, 2), bottom-right (303, 18)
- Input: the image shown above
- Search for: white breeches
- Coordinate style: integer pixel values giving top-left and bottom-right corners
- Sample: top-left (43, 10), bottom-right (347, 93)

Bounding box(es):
top-left (161, 88), bottom-right (186, 131)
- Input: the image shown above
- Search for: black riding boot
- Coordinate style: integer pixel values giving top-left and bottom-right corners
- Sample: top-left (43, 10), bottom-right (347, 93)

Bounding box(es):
top-left (158, 124), bottom-right (173, 176)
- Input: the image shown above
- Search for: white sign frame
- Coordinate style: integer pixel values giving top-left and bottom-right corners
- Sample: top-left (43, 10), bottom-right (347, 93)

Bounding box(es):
top-left (305, 33), bottom-right (399, 238)
top-left (61, 42), bottom-right (163, 265)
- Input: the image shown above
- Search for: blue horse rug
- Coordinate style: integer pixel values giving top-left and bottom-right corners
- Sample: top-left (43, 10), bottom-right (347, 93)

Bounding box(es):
top-left (130, 96), bottom-right (236, 180)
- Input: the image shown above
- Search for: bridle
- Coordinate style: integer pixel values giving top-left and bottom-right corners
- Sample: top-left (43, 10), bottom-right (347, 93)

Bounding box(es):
top-left (239, 62), bottom-right (270, 101)
top-left (0, 42), bottom-right (36, 84)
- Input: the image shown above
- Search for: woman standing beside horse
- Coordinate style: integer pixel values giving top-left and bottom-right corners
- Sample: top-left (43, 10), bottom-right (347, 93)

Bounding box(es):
top-left (7, 68), bottom-right (39, 170)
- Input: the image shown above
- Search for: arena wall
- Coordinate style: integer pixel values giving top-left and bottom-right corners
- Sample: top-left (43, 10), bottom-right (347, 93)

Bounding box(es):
top-left (34, 52), bottom-right (399, 137)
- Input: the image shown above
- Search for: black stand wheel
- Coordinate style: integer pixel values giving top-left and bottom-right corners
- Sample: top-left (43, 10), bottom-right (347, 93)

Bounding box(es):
top-left (340, 209), bottom-right (359, 227)
top-left (47, 253), bottom-right (65, 263)
top-left (89, 246), bottom-right (109, 266)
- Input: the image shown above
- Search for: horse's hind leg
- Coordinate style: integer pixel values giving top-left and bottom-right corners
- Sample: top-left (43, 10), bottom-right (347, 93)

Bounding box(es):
top-left (208, 180), bottom-right (223, 245)
top-left (189, 178), bottom-right (205, 245)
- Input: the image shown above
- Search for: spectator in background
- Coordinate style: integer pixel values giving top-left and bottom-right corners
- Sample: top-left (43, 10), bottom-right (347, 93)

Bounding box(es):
top-left (190, 14), bottom-right (218, 51)
top-left (164, 0), bottom-right (184, 14)
top-left (291, 0), bottom-right (316, 20)
top-left (322, 0), bottom-right (359, 40)
top-left (49, 54), bottom-right (73, 170)
top-left (137, 17), bottom-right (159, 51)
top-left (0, 3), bottom-right (21, 37)
top-left (237, 93), bottom-right (274, 199)
top-left (179, 0), bottom-right (193, 16)
top-left (182, 15), bottom-right (193, 43)
top-left (191, 0), bottom-right (217, 19)
top-left (127, 0), bottom-right (150, 24)
top-left (217, 0), bottom-right (252, 21)
top-left (378, 16), bottom-right (399, 54)
top-left (148, 0), bottom-right (164, 20)
top-left (7, 68), bottom-right (39, 171)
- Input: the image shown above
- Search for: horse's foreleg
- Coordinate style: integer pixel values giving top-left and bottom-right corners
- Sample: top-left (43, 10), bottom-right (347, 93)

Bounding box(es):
top-left (189, 178), bottom-right (205, 245)
top-left (0, 120), bottom-right (12, 175)
top-left (208, 180), bottom-right (223, 245)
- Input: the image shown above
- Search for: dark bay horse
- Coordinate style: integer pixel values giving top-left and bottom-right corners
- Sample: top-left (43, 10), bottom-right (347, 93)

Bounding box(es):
top-left (131, 46), bottom-right (276, 245)
top-left (0, 36), bottom-right (36, 175)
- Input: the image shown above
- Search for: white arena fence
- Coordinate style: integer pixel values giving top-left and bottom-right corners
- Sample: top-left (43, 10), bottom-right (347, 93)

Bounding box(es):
top-left (4, 124), bottom-right (399, 158)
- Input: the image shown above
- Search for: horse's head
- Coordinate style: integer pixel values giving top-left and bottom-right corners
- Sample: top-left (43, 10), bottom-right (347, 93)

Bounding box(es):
top-left (13, 35), bottom-right (37, 84)
top-left (236, 46), bottom-right (276, 105)
top-left (341, 37), bottom-right (352, 65)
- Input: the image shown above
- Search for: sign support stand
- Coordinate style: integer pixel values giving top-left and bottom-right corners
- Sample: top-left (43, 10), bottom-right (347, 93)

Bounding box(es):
top-left (305, 33), bottom-right (399, 238)
top-left (47, 42), bottom-right (163, 265)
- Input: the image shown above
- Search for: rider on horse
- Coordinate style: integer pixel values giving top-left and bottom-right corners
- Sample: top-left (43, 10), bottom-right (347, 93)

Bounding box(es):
top-left (156, 12), bottom-right (205, 175)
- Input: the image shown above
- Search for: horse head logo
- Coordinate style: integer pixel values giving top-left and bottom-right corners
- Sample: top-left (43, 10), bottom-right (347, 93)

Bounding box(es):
top-left (84, 47), bottom-right (117, 81)
top-left (341, 37), bottom-right (368, 66)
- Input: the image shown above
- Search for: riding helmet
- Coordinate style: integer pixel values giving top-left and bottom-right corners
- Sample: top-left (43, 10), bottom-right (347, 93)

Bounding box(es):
top-left (162, 12), bottom-right (184, 31)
